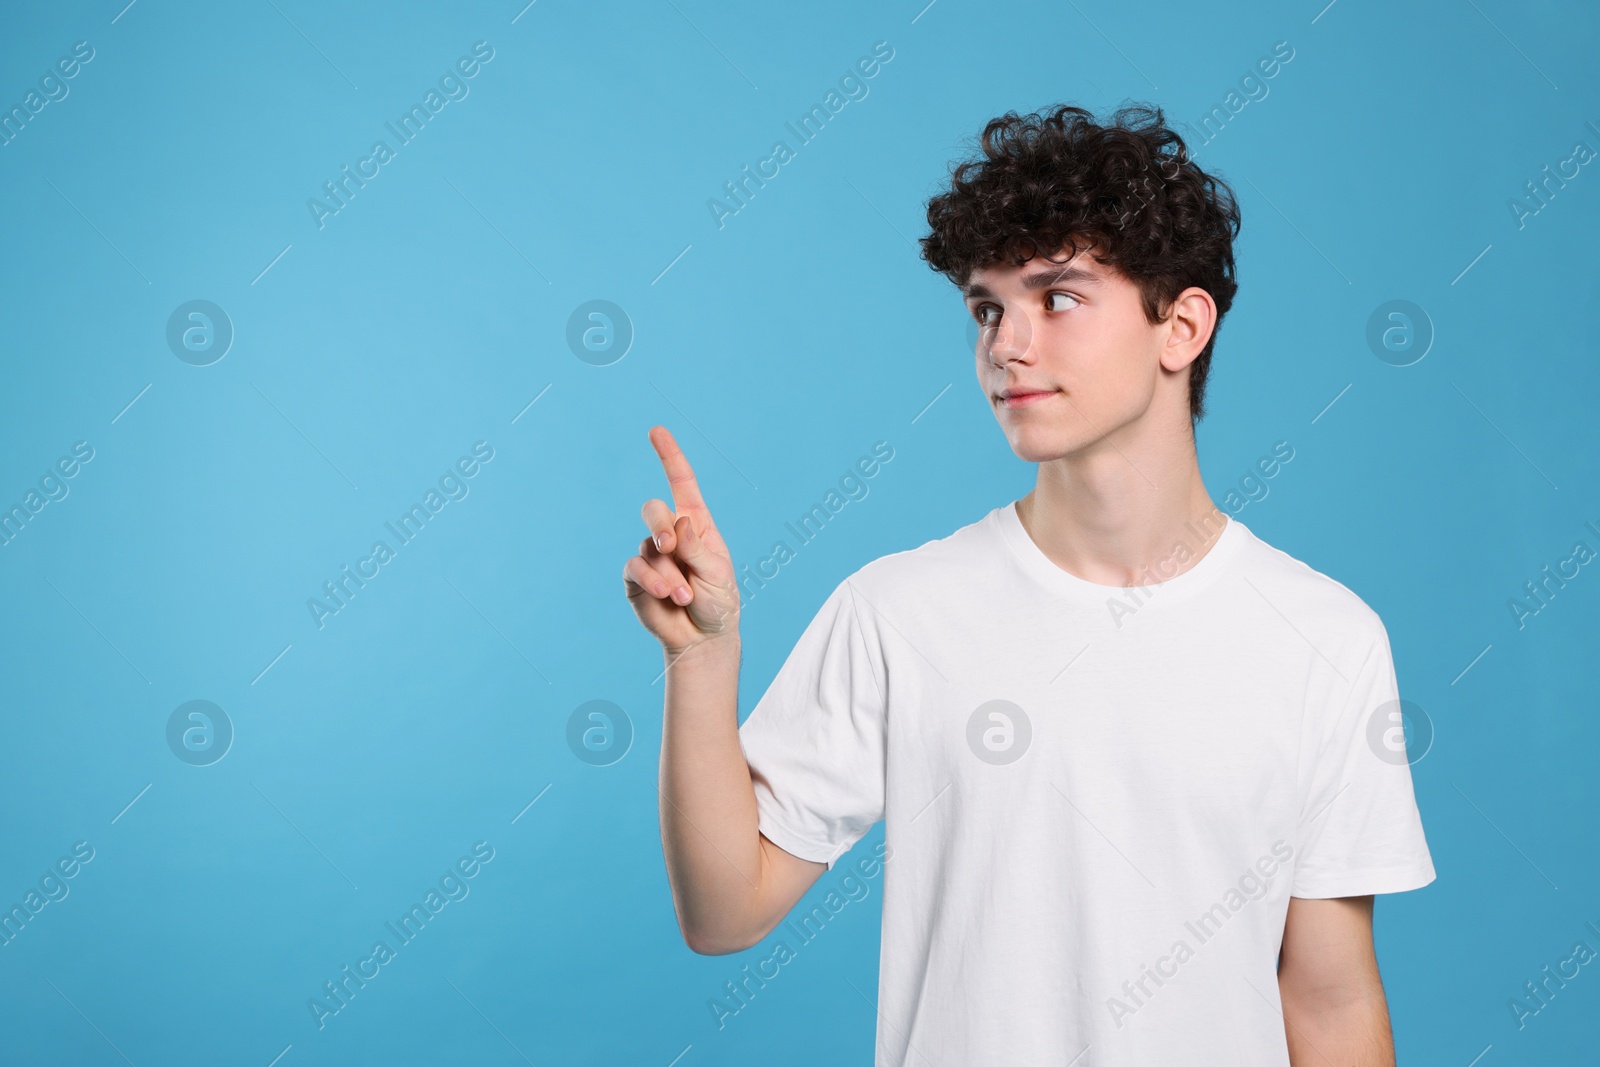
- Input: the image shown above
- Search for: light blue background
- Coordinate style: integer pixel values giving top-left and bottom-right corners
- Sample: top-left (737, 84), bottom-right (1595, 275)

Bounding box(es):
top-left (1, 0), bottom-right (1597, 1063)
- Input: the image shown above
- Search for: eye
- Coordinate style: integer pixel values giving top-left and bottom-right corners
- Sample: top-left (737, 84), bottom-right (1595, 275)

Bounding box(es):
top-left (1046, 291), bottom-right (1080, 311)
top-left (973, 304), bottom-right (999, 326)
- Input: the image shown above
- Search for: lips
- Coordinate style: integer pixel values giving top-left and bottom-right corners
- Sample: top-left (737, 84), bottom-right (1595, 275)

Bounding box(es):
top-left (998, 389), bottom-right (1058, 409)
top-left (996, 385), bottom-right (1055, 399)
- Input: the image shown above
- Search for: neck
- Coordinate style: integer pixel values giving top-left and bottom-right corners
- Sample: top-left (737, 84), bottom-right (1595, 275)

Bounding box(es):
top-left (1017, 422), bottom-right (1227, 588)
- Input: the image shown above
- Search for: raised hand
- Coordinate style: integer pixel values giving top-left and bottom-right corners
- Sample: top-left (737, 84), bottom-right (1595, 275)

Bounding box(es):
top-left (624, 426), bottom-right (741, 655)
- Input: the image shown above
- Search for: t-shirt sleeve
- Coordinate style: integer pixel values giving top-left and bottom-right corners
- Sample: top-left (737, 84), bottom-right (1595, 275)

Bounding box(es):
top-left (1291, 621), bottom-right (1437, 898)
top-left (737, 576), bottom-right (887, 871)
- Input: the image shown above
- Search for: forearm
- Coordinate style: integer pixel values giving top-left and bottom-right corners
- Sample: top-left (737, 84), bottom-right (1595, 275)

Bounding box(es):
top-left (658, 633), bottom-right (764, 954)
top-left (1280, 980), bottom-right (1395, 1067)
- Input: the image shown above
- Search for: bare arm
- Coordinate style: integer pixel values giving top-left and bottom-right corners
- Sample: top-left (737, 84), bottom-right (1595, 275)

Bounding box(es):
top-left (627, 426), bottom-right (827, 955)
top-left (1278, 894), bottom-right (1395, 1067)
top-left (658, 632), bottom-right (827, 954)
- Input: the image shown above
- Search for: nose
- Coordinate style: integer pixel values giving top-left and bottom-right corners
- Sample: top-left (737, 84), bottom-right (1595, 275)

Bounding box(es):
top-left (980, 311), bottom-right (1033, 365)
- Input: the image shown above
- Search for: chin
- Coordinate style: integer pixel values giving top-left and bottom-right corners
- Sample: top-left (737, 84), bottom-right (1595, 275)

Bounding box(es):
top-left (1004, 428), bottom-right (1083, 463)
top-left (999, 396), bottom-right (1148, 462)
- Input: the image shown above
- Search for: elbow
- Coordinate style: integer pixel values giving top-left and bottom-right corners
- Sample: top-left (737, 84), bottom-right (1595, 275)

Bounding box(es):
top-left (681, 914), bottom-right (768, 956)
top-left (683, 928), bottom-right (754, 956)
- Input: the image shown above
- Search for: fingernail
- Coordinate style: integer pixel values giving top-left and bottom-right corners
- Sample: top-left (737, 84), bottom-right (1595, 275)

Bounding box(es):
top-left (672, 586), bottom-right (691, 605)
top-left (653, 533), bottom-right (663, 551)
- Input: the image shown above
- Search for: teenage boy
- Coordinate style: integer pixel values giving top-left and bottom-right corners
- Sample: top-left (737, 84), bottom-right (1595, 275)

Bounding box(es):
top-left (625, 102), bottom-right (1435, 1066)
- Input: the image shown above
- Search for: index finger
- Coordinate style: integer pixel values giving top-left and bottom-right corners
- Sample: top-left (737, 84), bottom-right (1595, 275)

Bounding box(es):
top-left (648, 425), bottom-right (712, 521)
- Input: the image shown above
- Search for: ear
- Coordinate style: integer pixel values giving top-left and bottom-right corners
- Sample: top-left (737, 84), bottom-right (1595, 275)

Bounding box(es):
top-left (1159, 287), bottom-right (1217, 374)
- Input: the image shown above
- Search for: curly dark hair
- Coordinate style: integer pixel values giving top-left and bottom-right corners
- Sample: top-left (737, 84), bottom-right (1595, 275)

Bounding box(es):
top-left (920, 102), bottom-right (1241, 424)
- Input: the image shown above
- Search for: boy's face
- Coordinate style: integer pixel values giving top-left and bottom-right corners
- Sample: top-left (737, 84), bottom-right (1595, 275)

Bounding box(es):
top-left (963, 244), bottom-right (1174, 464)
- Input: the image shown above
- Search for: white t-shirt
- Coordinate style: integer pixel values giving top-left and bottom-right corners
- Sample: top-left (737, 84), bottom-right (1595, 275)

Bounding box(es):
top-left (737, 501), bottom-right (1435, 1065)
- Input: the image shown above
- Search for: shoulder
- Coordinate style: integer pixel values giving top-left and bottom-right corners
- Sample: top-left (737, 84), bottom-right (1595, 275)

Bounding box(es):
top-left (836, 505), bottom-right (1005, 599)
top-left (1228, 520), bottom-right (1389, 648)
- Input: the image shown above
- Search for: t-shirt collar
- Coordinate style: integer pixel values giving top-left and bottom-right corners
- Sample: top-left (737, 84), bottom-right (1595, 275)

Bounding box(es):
top-left (993, 499), bottom-right (1245, 606)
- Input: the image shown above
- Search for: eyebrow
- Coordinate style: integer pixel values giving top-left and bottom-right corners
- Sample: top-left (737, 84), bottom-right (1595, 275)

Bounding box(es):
top-left (962, 264), bottom-right (1106, 300)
